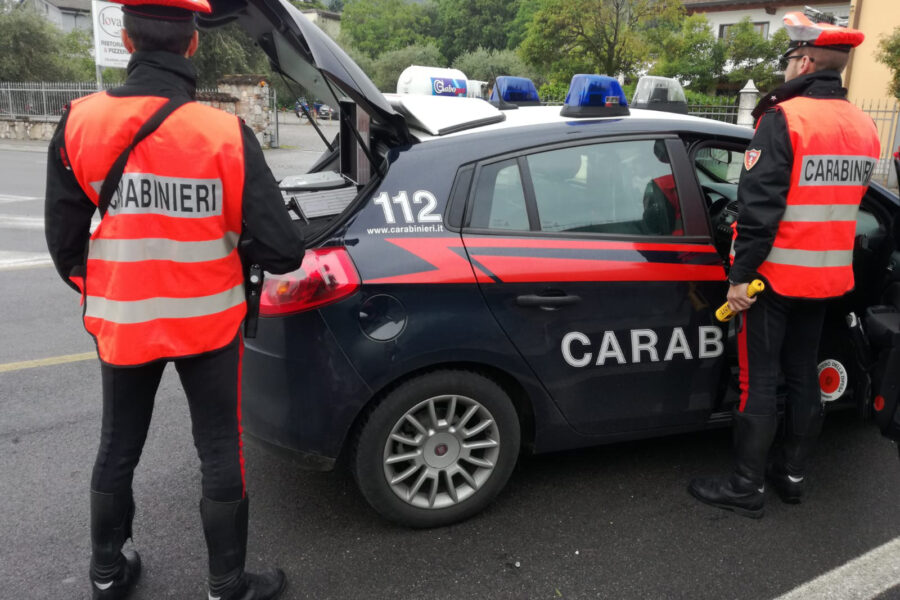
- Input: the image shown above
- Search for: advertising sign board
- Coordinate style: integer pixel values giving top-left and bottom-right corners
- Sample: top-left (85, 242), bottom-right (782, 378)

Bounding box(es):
top-left (92, 0), bottom-right (130, 69)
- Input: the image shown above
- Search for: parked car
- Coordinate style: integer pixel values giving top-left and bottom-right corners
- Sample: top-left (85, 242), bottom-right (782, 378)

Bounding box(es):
top-left (202, 0), bottom-right (900, 528)
top-left (316, 104), bottom-right (335, 119)
top-left (295, 97), bottom-right (327, 118)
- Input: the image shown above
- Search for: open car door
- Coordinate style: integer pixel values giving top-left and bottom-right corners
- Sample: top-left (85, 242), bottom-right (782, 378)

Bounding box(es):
top-left (864, 150), bottom-right (900, 444)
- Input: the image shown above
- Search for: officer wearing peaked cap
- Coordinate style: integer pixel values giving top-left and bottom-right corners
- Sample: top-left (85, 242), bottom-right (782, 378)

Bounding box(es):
top-left (43, 0), bottom-right (305, 597)
top-left (689, 11), bottom-right (880, 518)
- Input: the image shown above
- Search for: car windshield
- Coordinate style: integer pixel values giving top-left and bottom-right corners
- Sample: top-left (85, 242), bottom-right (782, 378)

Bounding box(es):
top-left (695, 147), bottom-right (742, 184)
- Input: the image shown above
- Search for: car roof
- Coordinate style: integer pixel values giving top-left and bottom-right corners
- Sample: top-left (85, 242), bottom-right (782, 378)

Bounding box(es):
top-left (399, 99), bottom-right (753, 145)
top-left (388, 100), bottom-right (754, 162)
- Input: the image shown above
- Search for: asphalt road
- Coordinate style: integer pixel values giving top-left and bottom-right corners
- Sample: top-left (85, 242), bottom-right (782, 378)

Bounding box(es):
top-left (3, 132), bottom-right (900, 600)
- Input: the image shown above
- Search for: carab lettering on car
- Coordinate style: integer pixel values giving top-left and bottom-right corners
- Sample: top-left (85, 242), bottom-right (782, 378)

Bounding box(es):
top-left (561, 326), bottom-right (724, 367)
top-left (453, 235), bottom-right (730, 434)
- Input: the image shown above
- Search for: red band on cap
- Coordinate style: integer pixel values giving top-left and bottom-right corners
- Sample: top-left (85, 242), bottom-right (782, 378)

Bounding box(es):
top-left (113, 0), bottom-right (211, 15)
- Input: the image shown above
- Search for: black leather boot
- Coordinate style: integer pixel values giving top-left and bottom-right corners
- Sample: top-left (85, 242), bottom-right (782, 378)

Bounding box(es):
top-left (689, 411), bottom-right (777, 519)
top-left (200, 496), bottom-right (287, 600)
top-left (768, 403), bottom-right (824, 504)
top-left (90, 490), bottom-right (141, 600)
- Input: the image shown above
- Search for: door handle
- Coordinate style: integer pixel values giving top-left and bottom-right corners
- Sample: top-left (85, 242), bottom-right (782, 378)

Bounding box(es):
top-left (516, 294), bottom-right (581, 308)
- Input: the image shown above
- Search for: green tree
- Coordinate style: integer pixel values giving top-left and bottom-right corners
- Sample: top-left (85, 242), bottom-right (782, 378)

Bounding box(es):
top-left (723, 18), bottom-right (787, 92)
top-left (433, 0), bottom-right (519, 63)
top-left (650, 14), bottom-right (726, 94)
top-left (60, 28), bottom-right (97, 81)
top-left (452, 47), bottom-right (537, 84)
top-left (0, 8), bottom-right (94, 80)
top-left (193, 24), bottom-right (270, 87)
top-left (519, 0), bottom-right (683, 84)
top-left (506, 0), bottom-right (540, 50)
top-left (342, 0), bottom-right (436, 59)
top-left (877, 26), bottom-right (900, 99)
top-left (371, 43), bottom-right (445, 91)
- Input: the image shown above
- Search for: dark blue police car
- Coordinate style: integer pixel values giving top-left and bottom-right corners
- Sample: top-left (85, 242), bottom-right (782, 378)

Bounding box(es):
top-left (205, 0), bottom-right (900, 527)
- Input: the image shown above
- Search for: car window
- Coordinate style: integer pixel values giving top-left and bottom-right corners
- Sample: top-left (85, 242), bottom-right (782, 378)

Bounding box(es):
top-left (527, 139), bottom-right (683, 236)
top-left (695, 147), bottom-right (743, 185)
top-left (693, 145), bottom-right (744, 206)
top-left (469, 159), bottom-right (529, 231)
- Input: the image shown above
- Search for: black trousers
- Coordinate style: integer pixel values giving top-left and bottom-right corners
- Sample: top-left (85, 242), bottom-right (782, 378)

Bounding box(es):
top-left (736, 290), bottom-right (826, 433)
top-left (91, 336), bottom-right (245, 502)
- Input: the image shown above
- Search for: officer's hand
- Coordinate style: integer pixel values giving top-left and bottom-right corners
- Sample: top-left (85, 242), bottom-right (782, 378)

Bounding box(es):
top-left (727, 283), bottom-right (756, 312)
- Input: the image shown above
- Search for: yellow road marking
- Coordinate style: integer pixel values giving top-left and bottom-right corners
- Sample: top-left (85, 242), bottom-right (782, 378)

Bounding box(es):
top-left (0, 351), bottom-right (96, 373)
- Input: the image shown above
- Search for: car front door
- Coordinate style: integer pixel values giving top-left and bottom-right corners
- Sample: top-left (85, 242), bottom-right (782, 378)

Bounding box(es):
top-left (461, 136), bottom-right (729, 436)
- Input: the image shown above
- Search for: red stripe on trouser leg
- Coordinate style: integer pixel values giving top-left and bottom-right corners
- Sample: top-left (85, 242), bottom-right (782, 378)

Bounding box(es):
top-left (237, 336), bottom-right (246, 497)
top-left (738, 312), bottom-right (750, 412)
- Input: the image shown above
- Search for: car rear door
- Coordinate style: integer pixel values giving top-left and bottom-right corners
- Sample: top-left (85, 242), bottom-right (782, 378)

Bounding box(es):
top-left (460, 135), bottom-right (730, 436)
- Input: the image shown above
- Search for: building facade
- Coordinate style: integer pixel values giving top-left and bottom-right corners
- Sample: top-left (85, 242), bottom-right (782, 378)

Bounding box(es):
top-left (845, 0), bottom-right (900, 103)
top-left (300, 9), bottom-right (341, 40)
top-left (684, 0), bottom-right (851, 41)
top-left (21, 0), bottom-right (91, 32)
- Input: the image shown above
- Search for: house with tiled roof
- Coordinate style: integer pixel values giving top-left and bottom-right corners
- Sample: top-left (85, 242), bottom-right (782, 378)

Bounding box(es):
top-left (683, 0), bottom-right (898, 103)
top-left (20, 0), bottom-right (91, 32)
top-left (300, 8), bottom-right (341, 40)
top-left (683, 0), bottom-right (851, 41)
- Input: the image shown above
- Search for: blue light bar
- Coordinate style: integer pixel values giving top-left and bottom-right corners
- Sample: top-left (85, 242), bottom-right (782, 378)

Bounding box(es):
top-left (490, 76), bottom-right (541, 107)
top-left (561, 74), bottom-right (630, 118)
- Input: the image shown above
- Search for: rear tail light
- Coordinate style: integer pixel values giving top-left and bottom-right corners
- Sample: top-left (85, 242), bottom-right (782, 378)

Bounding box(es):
top-left (259, 247), bottom-right (360, 316)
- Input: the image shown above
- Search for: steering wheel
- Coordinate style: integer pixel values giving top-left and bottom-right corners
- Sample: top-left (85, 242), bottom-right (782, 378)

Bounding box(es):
top-left (705, 189), bottom-right (731, 223)
top-left (702, 184), bottom-right (728, 207)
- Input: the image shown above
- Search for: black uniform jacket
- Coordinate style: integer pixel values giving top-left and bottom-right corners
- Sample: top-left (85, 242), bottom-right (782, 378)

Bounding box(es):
top-left (45, 51), bottom-right (305, 292)
top-left (729, 70), bottom-right (849, 285)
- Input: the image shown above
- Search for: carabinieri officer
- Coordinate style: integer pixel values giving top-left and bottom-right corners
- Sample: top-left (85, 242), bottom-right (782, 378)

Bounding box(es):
top-left (44, 0), bottom-right (305, 597)
top-left (689, 11), bottom-right (880, 518)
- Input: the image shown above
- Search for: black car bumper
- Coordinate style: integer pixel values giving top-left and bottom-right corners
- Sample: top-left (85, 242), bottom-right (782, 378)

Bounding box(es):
top-left (241, 309), bottom-right (373, 467)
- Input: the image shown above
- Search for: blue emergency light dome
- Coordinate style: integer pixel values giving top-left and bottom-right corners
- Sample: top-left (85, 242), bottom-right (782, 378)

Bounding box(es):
top-left (490, 76), bottom-right (541, 108)
top-left (561, 74), bottom-right (630, 118)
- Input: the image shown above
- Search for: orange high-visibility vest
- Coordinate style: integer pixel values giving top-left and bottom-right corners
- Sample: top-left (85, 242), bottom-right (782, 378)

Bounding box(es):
top-left (64, 92), bottom-right (247, 366)
top-left (755, 97), bottom-right (880, 298)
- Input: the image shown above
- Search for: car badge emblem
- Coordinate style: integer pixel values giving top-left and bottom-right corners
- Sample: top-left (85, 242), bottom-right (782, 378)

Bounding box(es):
top-left (744, 149), bottom-right (762, 170)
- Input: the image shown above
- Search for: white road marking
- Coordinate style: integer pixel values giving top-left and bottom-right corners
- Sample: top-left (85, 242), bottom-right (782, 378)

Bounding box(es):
top-left (774, 536), bottom-right (900, 599)
top-left (0, 194), bottom-right (42, 204)
top-left (0, 215), bottom-right (44, 230)
top-left (0, 213), bottom-right (100, 231)
top-left (0, 251), bottom-right (53, 270)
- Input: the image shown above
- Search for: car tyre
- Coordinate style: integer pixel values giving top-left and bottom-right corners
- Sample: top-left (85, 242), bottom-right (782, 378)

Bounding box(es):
top-left (352, 370), bottom-right (520, 528)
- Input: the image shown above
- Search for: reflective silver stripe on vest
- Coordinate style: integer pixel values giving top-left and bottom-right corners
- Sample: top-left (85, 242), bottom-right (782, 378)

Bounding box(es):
top-left (782, 204), bottom-right (860, 222)
top-left (765, 247), bottom-right (853, 268)
top-left (85, 284), bottom-right (245, 324)
top-left (88, 232), bottom-right (239, 263)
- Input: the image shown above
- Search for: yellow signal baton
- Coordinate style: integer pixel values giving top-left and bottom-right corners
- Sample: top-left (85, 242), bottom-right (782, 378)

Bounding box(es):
top-left (716, 279), bottom-right (765, 322)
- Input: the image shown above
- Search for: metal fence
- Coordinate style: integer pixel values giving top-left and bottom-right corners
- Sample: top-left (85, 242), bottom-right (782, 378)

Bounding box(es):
top-left (0, 81), bottom-right (218, 119)
top-left (855, 98), bottom-right (900, 185)
top-left (687, 101), bottom-right (739, 124)
top-left (0, 82), bottom-right (110, 118)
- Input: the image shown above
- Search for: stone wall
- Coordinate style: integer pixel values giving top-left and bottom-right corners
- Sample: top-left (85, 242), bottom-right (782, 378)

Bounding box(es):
top-left (0, 117), bottom-right (59, 141)
top-left (0, 75), bottom-right (274, 146)
top-left (214, 75), bottom-right (273, 147)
